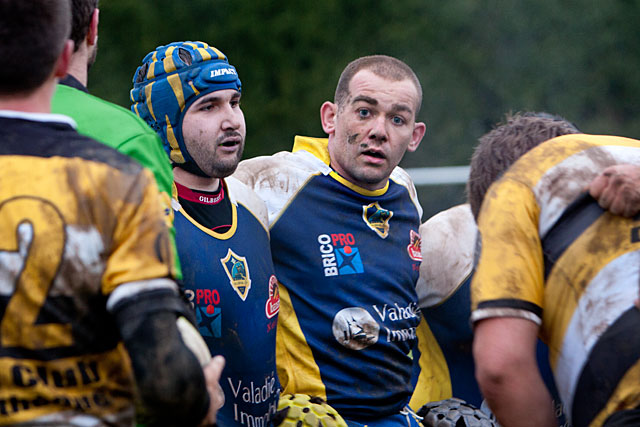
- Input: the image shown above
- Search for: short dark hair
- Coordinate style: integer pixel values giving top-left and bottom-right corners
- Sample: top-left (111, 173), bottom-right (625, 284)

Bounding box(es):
top-left (334, 55), bottom-right (423, 116)
top-left (0, 0), bottom-right (71, 95)
top-left (467, 112), bottom-right (581, 220)
top-left (70, 0), bottom-right (98, 53)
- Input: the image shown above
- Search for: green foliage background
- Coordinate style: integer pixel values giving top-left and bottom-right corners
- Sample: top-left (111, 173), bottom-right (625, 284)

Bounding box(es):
top-left (91, 0), bottom-right (640, 219)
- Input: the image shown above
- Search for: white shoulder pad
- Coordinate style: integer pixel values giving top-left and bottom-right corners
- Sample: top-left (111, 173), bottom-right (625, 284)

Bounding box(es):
top-left (417, 204), bottom-right (477, 308)
top-left (225, 176), bottom-right (269, 230)
top-left (233, 151), bottom-right (327, 225)
top-left (176, 317), bottom-right (211, 366)
top-left (390, 166), bottom-right (423, 220)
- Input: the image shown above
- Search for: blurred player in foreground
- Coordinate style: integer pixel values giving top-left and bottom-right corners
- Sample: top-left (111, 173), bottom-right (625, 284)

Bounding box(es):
top-left (0, 1), bottom-right (223, 425)
top-left (413, 116), bottom-right (640, 426)
top-left (469, 112), bottom-right (640, 426)
top-left (51, 0), bottom-right (181, 279)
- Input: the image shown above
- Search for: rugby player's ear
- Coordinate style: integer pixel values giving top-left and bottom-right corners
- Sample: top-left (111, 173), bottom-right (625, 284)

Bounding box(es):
top-left (54, 40), bottom-right (74, 79)
top-left (320, 101), bottom-right (337, 136)
top-left (88, 8), bottom-right (99, 46)
top-left (407, 121), bottom-right (426, 153)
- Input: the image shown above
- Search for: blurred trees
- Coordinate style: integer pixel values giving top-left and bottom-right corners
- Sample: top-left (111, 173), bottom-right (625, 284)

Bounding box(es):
top-left (92, 0), bottom-right (640, 218)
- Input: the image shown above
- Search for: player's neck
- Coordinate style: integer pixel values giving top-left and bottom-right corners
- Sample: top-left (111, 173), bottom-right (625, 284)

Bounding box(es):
top-left (65, 46), bottom-right (91, 87)
top-left (0, 78), bottom-right (56, 114)
top-left (173, 166), bottom-right (220, 192)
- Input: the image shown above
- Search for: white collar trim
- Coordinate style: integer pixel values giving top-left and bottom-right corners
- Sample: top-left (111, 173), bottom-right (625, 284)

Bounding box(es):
top-left (0, 110), bottom-right (77, 129)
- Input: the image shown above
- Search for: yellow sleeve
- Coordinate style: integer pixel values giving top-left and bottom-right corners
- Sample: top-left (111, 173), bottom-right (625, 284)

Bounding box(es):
top-left (471, 179), bottom-right (545, 320)
top-left (102, 169), bottom-right (175, 294)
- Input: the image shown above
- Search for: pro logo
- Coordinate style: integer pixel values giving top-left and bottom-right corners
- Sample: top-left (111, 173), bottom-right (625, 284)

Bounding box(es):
top-left (184, 288), bottom-right (222, 338)
top-left (317, 233), bottom-right (364, 277)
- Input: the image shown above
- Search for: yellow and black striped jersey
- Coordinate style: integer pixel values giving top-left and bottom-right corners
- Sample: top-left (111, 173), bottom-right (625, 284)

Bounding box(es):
top-left (471, 134), bottom-right (640, 426)
top-left (0, 112), bottom-right (178, 426)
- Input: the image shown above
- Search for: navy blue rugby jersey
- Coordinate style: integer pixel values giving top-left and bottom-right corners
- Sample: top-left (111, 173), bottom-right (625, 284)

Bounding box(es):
top-left (234, 136), bottom-right (425, 421)
top-left (173, 177), bottom-right (280, 427)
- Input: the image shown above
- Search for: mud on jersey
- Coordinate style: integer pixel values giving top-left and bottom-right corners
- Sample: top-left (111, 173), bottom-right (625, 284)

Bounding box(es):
top-left (0, 114), bottom-right (177, 426)
top-left (471, 134), bottom-right (640, 426)
top-left (174, 177), bottom-right (280, 426)
top-left (415, 204), bottom-right (566, 426)
top-left (234, 136), bottom-right (424, 421)
top-left (52, 80), bottom-right (181, 280)
top-left (412, 204), bottom-right (477, 407)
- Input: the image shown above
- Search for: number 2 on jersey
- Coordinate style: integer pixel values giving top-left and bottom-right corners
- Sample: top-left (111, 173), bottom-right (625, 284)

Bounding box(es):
top-left (0, 197), bottom-right (72, 349)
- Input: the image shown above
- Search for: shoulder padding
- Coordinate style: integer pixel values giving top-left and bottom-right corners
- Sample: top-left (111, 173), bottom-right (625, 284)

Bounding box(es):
top-left (417, 204), bottom-right (477, 308)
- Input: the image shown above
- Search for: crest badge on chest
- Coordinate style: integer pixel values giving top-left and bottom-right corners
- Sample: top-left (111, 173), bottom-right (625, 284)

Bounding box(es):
top-left (362, 202), bottom-right (393, 239)
top-left (220, 248), bottom-right (252, 301)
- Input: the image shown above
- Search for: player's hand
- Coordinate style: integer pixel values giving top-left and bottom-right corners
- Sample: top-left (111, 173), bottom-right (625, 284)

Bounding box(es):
top-left (200, 355), bottom-right (226, 426)
top-left (588, 164), bottom-right (640, 217)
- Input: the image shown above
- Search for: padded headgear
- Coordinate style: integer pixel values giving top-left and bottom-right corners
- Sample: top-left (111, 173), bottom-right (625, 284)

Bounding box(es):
top-left (273, 394), bottom-right (347, 427)
top-left (130, 41), bottom-right (242, 165)
top-left (418, 398), bottom-right (497, 427)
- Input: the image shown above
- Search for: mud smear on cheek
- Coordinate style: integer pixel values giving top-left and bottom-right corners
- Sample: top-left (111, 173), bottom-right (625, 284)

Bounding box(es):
top-left (347, 133), bottom-right (359, 144)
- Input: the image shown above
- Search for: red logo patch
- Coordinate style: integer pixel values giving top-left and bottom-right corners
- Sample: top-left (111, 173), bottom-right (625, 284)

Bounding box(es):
top-left (265, 275), bottom-right (280, 319)
top-left (407, 229), bottom-right (422, 261)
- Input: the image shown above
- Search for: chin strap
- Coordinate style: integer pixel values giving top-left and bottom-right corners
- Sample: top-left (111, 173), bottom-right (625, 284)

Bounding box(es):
top-left (175, 160), bottom-right (210, 178)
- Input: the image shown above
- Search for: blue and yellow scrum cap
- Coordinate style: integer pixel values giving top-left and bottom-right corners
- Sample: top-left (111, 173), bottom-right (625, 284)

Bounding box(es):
top-left (130, 41), bottom-right (242, 165)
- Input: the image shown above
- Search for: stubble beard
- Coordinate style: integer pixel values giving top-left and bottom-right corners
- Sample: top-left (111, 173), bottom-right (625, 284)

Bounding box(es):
top-left (350, 134), bottom-right (390, 187)
top-left (353, 166), bottom-right (388, 188)
top-left (201, 140), bottom-right (244, 178)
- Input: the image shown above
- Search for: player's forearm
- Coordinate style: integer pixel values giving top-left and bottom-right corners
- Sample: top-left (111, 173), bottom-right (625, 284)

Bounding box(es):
top-left (473, 317), bottom-right (556, 427)
top-left (478, 367), bottom-right (556, 427)
top-left (113, 289), bottom-right (211, 426)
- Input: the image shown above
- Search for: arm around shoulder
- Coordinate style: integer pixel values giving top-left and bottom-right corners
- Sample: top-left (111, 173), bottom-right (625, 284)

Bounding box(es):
top-left (588, 164), bottom-right (640, 217)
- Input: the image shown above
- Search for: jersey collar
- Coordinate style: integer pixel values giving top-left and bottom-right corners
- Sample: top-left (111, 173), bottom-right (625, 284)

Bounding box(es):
top-left (292, 135), bottom-right (390, 196)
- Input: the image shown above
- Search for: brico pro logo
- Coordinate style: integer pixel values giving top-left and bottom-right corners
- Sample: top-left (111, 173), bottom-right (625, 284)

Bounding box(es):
top-left (362, 202), bottom-right (393, 238)
top-left (317, 233), bottom-right (364, 277)
top-left (184, 288), bottom-right (222, 339)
